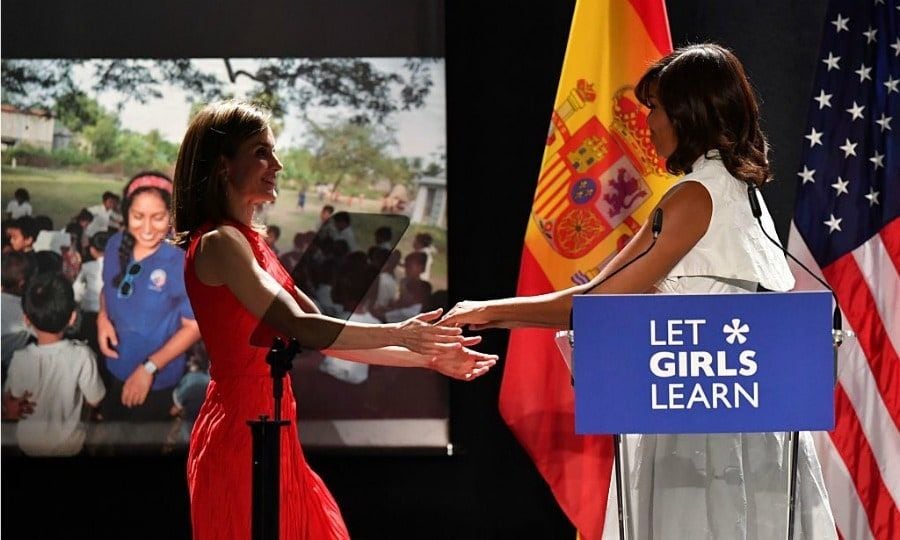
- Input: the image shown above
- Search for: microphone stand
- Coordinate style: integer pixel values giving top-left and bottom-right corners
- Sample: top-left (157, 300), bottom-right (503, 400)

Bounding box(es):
top-left (248, 337), bottom-right (300, 540)
top-left (747, 184), bottom-right (848, 540)
top-left (570, 208), bottom-right (663, 540)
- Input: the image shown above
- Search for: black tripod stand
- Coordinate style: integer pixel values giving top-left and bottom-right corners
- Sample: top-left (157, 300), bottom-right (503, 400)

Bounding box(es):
top-left (248, 337), bottom-right (300, 540)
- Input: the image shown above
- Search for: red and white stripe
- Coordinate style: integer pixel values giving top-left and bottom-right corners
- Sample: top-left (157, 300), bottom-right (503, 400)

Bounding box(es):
top-left (788, 218), bottom-right (900, 540)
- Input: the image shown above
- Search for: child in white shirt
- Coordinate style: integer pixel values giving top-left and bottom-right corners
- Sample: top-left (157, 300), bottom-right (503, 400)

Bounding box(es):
top-left (3, 273), bottom-right (105, 456)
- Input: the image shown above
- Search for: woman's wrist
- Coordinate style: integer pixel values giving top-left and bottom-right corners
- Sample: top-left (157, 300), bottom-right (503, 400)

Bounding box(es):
top-left (385, 323), bottom-right (403, 349)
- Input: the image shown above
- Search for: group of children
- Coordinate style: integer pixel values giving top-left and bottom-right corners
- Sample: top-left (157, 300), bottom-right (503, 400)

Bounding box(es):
top-left (1, 187), bottom-right (201, 456)
top-left (1, 189), bottom-right (120, 456)
top-left (2, 192), bottom-right (443, 453)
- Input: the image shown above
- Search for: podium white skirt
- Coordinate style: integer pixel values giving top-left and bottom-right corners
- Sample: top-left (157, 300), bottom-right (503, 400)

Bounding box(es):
top-left (616, 432), bottom-right (836, 539)
top-left (610, 276), bottom-right (838, 539)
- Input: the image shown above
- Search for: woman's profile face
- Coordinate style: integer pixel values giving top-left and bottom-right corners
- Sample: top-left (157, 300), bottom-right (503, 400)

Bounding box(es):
top-left (225, 127), bottom-right (283, 207)
top-left (128, 191), bottom-right (170, 253)
top-left (646, 86), bottom-right (678, 159)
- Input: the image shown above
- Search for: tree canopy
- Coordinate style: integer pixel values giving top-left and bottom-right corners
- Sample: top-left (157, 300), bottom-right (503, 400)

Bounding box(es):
top-left (2, 58), bottom-right (435, 124)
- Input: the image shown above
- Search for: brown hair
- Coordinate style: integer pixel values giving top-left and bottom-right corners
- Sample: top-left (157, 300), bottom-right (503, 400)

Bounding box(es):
top-left (635, 43), bottom-right (770, 186)
top-left (172, 100), bottom-right (270, 246)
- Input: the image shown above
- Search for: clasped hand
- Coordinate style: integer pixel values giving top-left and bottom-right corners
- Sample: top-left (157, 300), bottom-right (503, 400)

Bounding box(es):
top-left (438, 300), bottom-right (505, 330)
top-left (429, 335), bottom-right (498, 381)
top-left (396, 308), bottom-right (499, 380)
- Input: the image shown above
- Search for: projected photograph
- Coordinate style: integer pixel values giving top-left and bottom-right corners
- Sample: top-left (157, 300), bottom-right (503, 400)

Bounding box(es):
top-left (1, 57), bottom-right (449, 454)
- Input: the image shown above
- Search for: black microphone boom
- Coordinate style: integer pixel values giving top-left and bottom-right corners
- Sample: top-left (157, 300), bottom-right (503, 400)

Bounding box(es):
top-left (595, 207), bottom-right (664, 289)
top-left (746, 183), bottom-right (845, 345)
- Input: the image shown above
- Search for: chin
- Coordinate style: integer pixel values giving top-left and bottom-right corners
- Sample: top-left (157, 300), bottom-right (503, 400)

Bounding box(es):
top-left (136, 238), bottom-right (164, 251)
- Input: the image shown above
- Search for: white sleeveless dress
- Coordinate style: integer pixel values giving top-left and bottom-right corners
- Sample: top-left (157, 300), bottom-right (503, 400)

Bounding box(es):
top-left (617, 152), bottom-right (837, 539)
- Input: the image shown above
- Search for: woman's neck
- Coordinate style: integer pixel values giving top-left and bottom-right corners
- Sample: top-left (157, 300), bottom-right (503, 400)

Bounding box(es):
top-left (225, 195), bottom-right (255, 227)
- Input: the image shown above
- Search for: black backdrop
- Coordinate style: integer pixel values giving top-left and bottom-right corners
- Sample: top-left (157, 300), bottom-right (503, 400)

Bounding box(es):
top-left (2, 1), bottom-right (828, 538)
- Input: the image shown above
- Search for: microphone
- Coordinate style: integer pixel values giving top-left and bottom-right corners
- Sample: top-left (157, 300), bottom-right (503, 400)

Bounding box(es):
top-left (651, 206), bottom-right (663, 238)
top-left (746, 183), bottom-right (848, 347)
top-left (590, 207), bottom-right (664, 291)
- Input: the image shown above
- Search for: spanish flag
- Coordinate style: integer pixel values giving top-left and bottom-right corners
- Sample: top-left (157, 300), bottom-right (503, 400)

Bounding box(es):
top-left (499, 1), bottom-right (672, 538)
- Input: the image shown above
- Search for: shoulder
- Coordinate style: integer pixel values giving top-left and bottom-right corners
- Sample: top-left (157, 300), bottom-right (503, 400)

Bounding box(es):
top-left (195, 225), bottom-right (257, 270)
top-left (660, 180), bottom-right (712, 213)
top-left (9, 344), bottom-right (38, 368)
top-left (106, 231), bottom-right (124, 251)
top-left (156, 240), bottom-right (186, 262)
top-left (655, 180), bottom-right (713, 240)
top-left (202, 225), bottom-right (253, 254)
top-left (62, 339), bottom-right (94, 358)
top-left (11, 344), bottom-right (35, 362)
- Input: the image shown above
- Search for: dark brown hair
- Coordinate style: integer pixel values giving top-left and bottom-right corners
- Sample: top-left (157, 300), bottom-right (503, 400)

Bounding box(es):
top-left (172, 100), bottom-right (270, 246)
top-left (635, 43), bottom-right (770, 186)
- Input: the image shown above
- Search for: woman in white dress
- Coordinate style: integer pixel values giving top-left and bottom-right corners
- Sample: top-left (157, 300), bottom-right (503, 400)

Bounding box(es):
top-left (441, 43), bottom-right (836, 539)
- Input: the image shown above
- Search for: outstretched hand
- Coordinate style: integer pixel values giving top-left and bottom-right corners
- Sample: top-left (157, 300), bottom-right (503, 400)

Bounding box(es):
top-left (394, 309), bottom-right (465, 356)
top-left (429, 335), bottom-right (498, 381)
top-left (440, 300), bottom-right (506, 330)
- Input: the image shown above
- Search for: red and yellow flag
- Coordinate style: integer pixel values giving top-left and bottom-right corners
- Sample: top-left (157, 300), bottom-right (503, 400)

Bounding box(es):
top-left (499, 1), bottom-right (672, 538)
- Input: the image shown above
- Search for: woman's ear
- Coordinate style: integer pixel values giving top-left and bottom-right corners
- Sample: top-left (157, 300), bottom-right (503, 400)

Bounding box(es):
top-left (68, 310), bottom-right (78, 329)
top-left (216, 156), bottom-right (230, 183)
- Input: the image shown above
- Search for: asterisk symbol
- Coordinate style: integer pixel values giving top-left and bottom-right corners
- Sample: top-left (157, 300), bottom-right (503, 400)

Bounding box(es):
top-left (723, 319), bottom-right (750, 345)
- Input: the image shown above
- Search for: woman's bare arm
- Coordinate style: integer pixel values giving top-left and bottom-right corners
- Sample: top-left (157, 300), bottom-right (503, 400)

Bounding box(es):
top-left (441, 181), bottom-right (713, 330)
top-left (323, 336), bottom-right (498, 380)
top-left (193, 225), bottom-right (463, 354)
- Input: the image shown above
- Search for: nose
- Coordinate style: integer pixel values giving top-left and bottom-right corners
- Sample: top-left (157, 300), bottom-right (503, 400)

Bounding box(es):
top-left (272, 152), bottom-right (283, 172)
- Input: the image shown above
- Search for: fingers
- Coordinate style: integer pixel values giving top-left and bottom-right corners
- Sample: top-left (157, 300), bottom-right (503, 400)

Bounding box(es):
top-left (414, 308), bottom-right (443, 323)
top-left (19, 397), bottom-right (35, 417)
top-left (99, 336), bottom-right (119, 359)
top-left (459, 361), bottom-right (496, 381)
top-left (439, 314), bottom-right (462, 327)
top-left (413, 325), bottom-right (465, 354)
top-left (122, 390), bottom-right (147, 408)
top-left (460, 335), bottom-right (482, 347)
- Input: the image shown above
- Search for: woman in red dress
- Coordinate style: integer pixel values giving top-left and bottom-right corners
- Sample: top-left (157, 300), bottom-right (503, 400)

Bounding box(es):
top-left (172, 100), bottom-right (496, 539)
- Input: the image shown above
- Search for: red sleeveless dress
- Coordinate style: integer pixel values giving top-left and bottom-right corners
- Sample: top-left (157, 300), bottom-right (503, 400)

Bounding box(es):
top-left (184, 220), bottom-right (348, 539)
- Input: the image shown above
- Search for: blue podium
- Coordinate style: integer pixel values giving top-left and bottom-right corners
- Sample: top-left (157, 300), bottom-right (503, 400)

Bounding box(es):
top-left (571, 291), bottom-right (835, 540)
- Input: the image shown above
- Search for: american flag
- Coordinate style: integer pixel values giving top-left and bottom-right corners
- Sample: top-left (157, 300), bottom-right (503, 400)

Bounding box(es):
top-left (788, 1), bottom-right (899, 538)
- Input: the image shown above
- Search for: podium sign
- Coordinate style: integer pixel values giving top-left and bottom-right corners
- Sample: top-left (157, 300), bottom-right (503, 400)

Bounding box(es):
top-left (573, 291), bottom-right (834, 434)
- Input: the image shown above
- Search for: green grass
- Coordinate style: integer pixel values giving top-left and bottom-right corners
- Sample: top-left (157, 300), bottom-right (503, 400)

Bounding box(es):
top-left (1, 165), bottom-right (448, 291)
top-left (2, 166), bottom-right (123, 227)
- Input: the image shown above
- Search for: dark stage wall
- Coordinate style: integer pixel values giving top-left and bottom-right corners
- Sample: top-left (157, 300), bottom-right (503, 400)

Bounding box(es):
top-left (1, 1), bottom-right (827, 538)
